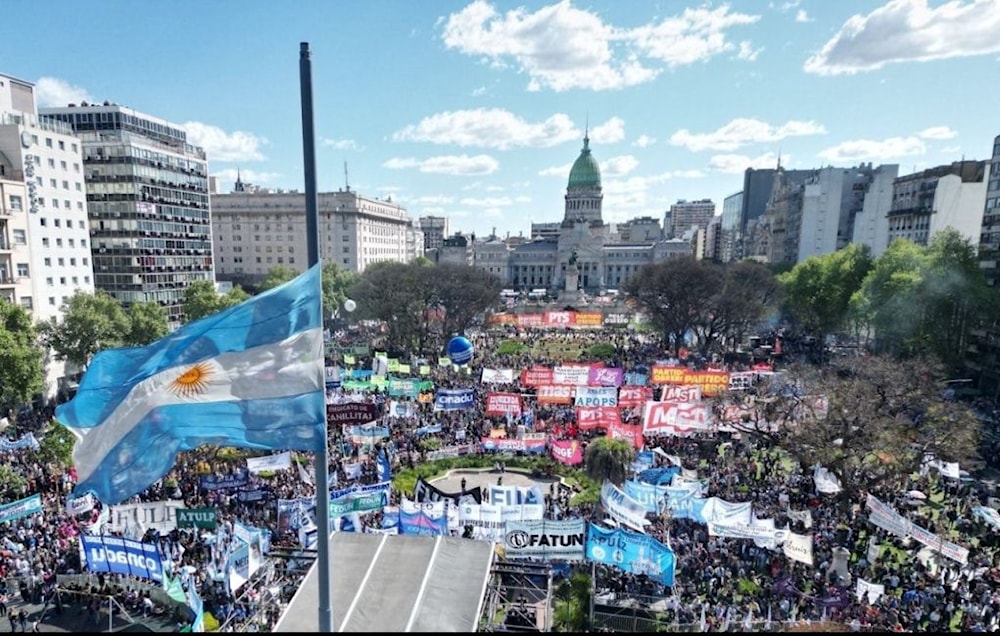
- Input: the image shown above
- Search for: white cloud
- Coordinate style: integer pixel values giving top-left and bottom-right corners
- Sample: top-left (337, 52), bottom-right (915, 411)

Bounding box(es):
top-left (589, 117), bottom-right (626, 144)
top-left (539, 162), bottom-right (573, 177)
top-left (322, 138), bottom-right (365, 151)
top-left (34, 77), bottom-right (93, 107)
top-left (459, 195), bottom-right (531, 206)
top-left (795, 9), bottom-right (813, 23)
top-left (210, 168), bottom-right (282, 191)
top-left (602, 169), bottom-right (706, 216)
top-left (709, 152), bottom-right (783, 174)
top-left (817, 136), bottom-right (926, 163)
top-left (917, 125), bottom-right (957, 140)
top-left (736, 41), bottom-right (764, 61)
top-left (603, 155), bottom-right (640, 177)
top-left (670, 117), bottom-right (827, 152)
top-left (471, 86), bottom-right (488, 96)
top-left (181, 122), bottom-right (267, 162)
top-left (804, 0), bottom-right (1000, 75)
top-left (382, 154), bottom-right (499, 176)
top-left (632, 134), bottom-right (656, 148)
top-left (393, 108), bottom-right (579, 149)
top-left (412, 195), bottom-right (456, 205)
top-left (440, 1), bottom-right (759, 92)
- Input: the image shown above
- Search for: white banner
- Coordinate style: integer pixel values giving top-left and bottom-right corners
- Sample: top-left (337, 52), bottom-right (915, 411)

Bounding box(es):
top-left (574, 386), bottom-right (618, 407)
top-left (459, 503), bottom-right (543, 542)
top-left (600, 481), bottom-right (650, 533)
top-left (246, 451), bottom-right (292, 474)
top-left (642, 402), bottom-right (712, 436)
top-left (481, 368), bottom-right (516, 384)
top-left (67, 494), bottom-right (97, 517)
top-left (921, 455), bottom-right (961, 479)
top-left (782, 531), bottom-right (814, 565)
top-left (787, 508), bottom-right (813, 529)
top-left (660, 385), bottom-right (702, 402)
top-left (553, 366), bottom-right (590, 386)
top-left (108, 500), bottom-right (184, 533)
top-left (855, 578), bottom-right (885, 604)
top-left (708, 521), bottom-right (788, 544)
top-left (813, 466), bottom-right (842, 494)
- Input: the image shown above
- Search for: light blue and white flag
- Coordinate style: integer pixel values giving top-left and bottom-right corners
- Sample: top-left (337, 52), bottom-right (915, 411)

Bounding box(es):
top-left (56, 265), bottom-right (326, 505)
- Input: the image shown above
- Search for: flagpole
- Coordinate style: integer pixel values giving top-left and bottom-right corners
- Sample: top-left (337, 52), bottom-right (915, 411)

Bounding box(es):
top-left (300, 41), bottom-right (334, 633)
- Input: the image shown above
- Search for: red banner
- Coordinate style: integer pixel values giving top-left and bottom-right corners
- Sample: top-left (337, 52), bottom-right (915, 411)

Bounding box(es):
top-left (575, 406), bottom-right (621, 430)
top-left (485, 392), bottom-right (523, 417)
top-left (608, 421), bottom-right (644, 449)
top-left (535, 385), bottom-right (574, 404)
top-left (544, 310), bottom-right (576, 327)
top-left (520, 366), bottom-right (553, 387)
top-left (516, 314), bottom-right (544, 328)
top-left (550, 439), bottom-right (583, 465)
top-left (642, 401), bottom-right (713, 436)
top-left (618, 386), bottom-right (653, 409)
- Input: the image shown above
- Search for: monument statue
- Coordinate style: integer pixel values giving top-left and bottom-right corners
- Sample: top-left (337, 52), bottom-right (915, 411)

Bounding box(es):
top-left (568, 249), bottom-right (578, 267)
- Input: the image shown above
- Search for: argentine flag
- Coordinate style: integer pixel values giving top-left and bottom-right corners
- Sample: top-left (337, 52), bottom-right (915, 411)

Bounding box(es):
top-left (56, 265), bottom-right (327, 505)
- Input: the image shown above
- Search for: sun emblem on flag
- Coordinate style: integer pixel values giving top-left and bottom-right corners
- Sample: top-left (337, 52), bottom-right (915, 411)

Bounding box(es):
top-left (168, 361), bottom-right (213, 397)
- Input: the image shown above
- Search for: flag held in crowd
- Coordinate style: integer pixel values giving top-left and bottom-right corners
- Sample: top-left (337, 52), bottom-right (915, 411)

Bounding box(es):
top-left (55, 265), bottom-right (327, 505)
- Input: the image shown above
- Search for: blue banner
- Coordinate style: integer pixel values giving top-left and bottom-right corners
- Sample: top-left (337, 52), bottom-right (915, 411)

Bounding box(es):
top-left (0, 494), bottom-right (43, 523)
top-left (399, 510), bottom-right (449, 536)
top-left (585, 523), bottom-right (675, 586)
top-left (624, 372), bottom-right (648, 386)
top-left (199, 469), bottom-right (249, 491)
top-left (80, 535), bottom-right (165, 583)
top-left (623, 480), bottom-right (669, 513)
top-left (414, 424), bottom-right (442, 436)
top-left (434, 388), bottom-right (475, 411)
top-left (347, 424), bottom-right (390, 439)
top-left (350, 369), bottom-right (373, 379)
top-left (637, 466), bottom-right (681, 485)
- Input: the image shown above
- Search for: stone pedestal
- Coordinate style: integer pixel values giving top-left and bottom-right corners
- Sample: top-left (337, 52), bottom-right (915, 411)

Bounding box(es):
top-left (558, 264), bottom-right (581, 305)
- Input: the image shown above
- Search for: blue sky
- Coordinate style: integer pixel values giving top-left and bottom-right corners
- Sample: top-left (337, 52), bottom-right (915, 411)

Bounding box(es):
top-left (4, 0), bottom-right (1000, 239)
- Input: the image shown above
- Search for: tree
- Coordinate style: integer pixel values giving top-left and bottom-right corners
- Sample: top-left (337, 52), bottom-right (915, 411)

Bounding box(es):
top-left (584, 437), bottom-right (634, 486)
top-left (259, 262), bottom-right (360, 322)
top-left (257, 264), bottom-right (298, 291)
top-left (552, 571), bottom-right (592, 632)
top-left (624, 258), bottom-right (722, 356)
top-left (0, 465), bottom-right (26, 500)
top-left (779, 244), bottom-right (872, 350)
top-left (39, 290), bottom-right (130, 369)
top-left (0, 300), bottom-right (45, 412)
top-left (696, 260), bottom-right (781, 355)
top-left (37, 420), bottom-right (76, 467)
top-left (427, 263), bottom-right (503, 339)
top-left (349, 262), bottom-right (435, 353)
top-left (183, 281), bottom-right (250, 323)
top-left (125, 300), bottom-right (169, 347)
top-left (716, 355), bottom-right (980, 509)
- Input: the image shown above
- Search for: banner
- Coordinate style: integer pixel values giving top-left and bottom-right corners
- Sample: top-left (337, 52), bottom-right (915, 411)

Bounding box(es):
top-left (0, 494), bottom-right (42, 523)
top-left (226, 541), bottom-right (250, 594)
top-left (536, 385), bottom-right (573, 404)
top-left (642, 402), bottom-right (712, 436)
top-left (972, 506), bottom-right (1000, 531)
top-left (434, 388), bottom-right (476, 411)
top-left (108, 500), bottom-right (184, 533)
top-left (326, 402), bottom-right (380, 426)
top-left (0, 432), bottom-right (39, 452)
top-left (865, 495), bottom-right (968, 564)
top-left (624, 480), bottom-right (669, 513)
top-left (600, 481), bottom-right (650, 532)
top-left (782, 531), bottom-right (813, 565)
top-left (480, 437), bottom-right (547, 454)
top-left (177, 508), bottom-right (218, 530)
top-left (550, 439), bottom-right (584, 465)
top-left (520, 366), bottom-right (553, 387)
top-left (608, 421), bottom-right (644, 449)
top-left (659, 385), bottom-right (702, 402)
top-left (787, 509), bottom-right (814, 529)
top-left (585, 523), bottom-right (675, 586)
top-left (459, 503), bottom-right (544, 542)
top-left (329, 490), bottom-right (387, 517)
top-left (618, 386), bottom-right (653, 409)
top-left (80, 535), bottom-right (164, 583)
top-left (649, 367), bottom-right (730, 396)
top-left (488, 484), bottom-right (544, 506)
top-left (588, 367), bottom-right (624, 387)
top-left (553, 365), bottom-right (592, 386)
top-left (855, 578), bottom-right (885, 604)
top-left (399, 509), bottom-right (449, 536)
top-left (199, 470), bottom-right (249, 492)
top-left (574, 386), bottom-right (618, 408)
top-left (813, 466), bottom-right (843, 494)
top-left (503, 519), bottom-right (586, 561)
top-left (708, 521), bottom-right (789, 544)
top-left (66, 494), bottom-right (97, 517)
top-left (485, 392), bottom-right (523, 417)
top-left (246, 451), bottom-right (292, 474)
top-left (387, 400), bottom-right (416, 418)
top-left (481, 368), bottom-right (516, 384)
top-left (413, 477), bottom-right (482, 506)
top-left (575, 406), bottom-right (621, 430)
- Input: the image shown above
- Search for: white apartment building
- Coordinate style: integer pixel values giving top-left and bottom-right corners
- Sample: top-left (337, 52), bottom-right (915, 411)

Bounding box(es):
top-left (210, 182), bottom-right (418, 285)
top-left (0, 74), bottom-right (95, 398)
top-left (850, 164), bottom-right (899, 258)
top-left (668, 199), bottom-right (716, 239)
top-left (0, 178), bottom-right (34, 304)
top-left (886, 161), bottom-right (989, 249)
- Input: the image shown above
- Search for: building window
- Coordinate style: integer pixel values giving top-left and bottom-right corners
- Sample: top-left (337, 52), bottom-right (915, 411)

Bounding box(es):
top-left (57, 258), bottom-right (64, 266)
top-left (46, 277), bottom-right (53, 286)
top-left (58, 140), bottom-right (65, 150)
top-left (48, 158), bottom-right (55, 168)
top-left (41, 237), bottom-right (49, 247)
top-left (43, 257), bottom-right (51, 266)
top-left (16, 263), bottom-right (29, 278)
top-left (20, 297), bottom-right (32, 310)
top-left (84, 276), bottom-right (90, 284)
top-left (49, 297), bottom-right (56, 306)
top-left (54, 219), bottom-right (60, 228)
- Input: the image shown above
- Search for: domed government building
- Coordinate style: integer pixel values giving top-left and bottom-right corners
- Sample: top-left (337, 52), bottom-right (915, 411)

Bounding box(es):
top-left (432, 134), bottom-right (693, 297)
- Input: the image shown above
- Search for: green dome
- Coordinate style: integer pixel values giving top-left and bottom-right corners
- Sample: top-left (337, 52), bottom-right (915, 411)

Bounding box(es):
top-left (567, 136), bottom-right (601, 190)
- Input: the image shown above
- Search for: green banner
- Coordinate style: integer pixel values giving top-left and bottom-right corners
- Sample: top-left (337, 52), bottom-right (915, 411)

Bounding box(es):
top-left (341, 379), bottom-right (372, 391)
top-left (329, 492), bottom-right (385, 517)
top-left (352, 345), bottom-right (371, 356)
top-left (419, 365), bottom-right (430, 376)
top-left (417, 380), bottom-right (435, 391)
top-left (177, 507), bottom-right (217, 529)
top-left (438, 356), bottom-right (451, 367)
top-left (343, 354), bottom-right (356, 365)
top-left (387, 358), bottom-right (400, 372)
top-left (388, 378), bottom-right (418, 397)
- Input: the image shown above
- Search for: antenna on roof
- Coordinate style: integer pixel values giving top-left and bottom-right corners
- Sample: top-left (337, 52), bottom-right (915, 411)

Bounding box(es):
top-left (344, 161), bottom-right (349, 192)
top-left (585, 112), bottom-right (589, 140)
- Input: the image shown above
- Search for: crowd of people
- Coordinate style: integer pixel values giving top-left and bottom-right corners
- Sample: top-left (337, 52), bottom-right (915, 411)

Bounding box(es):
top-left (0, 320), bottom-right (997, 632)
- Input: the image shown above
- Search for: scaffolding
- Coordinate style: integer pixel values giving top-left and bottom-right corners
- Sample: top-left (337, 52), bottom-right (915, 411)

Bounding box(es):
top-left (479, 559), bottom-right (553, 632)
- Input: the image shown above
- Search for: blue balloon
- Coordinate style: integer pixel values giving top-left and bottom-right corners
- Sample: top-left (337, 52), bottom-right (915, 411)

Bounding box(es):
top-left (447, 336), bottom-right (474, 365)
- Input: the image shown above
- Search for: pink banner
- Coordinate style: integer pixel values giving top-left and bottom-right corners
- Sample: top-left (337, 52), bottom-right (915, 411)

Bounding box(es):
top-left (618, 386), bottom-right (653, 408)
top-left (485, 392), bottom-right (523, 416)
top-left (609, 421), bottom-right (644, 449)
top-left (588, 367), bottom-right (623, 387)
top-left (642, 401), bottom-right (712, 436)
top-left (550, 439), bottom-right (583, 465)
